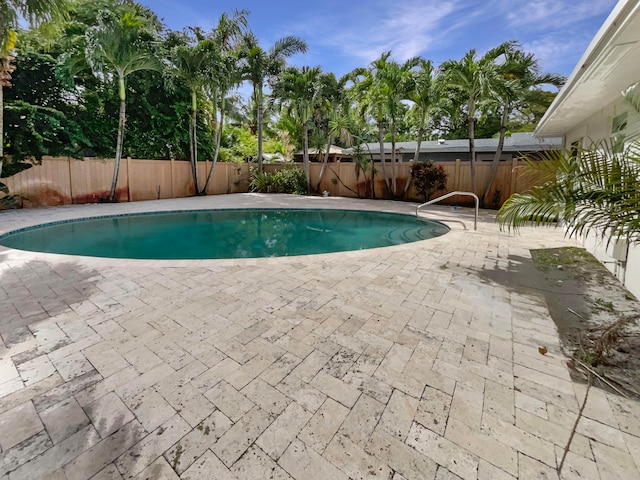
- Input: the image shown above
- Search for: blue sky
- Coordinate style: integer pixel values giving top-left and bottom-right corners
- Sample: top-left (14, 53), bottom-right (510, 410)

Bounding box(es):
top-left (142, 0), bottom-right (618, 78)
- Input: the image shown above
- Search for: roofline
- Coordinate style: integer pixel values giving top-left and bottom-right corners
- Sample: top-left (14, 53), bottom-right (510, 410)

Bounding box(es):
top-left (535, 0), bottom-right (640, 136)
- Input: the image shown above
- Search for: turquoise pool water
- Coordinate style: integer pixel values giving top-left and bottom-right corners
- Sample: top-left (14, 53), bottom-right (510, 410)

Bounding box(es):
top-left (0, 209), bottom-right (449, 259)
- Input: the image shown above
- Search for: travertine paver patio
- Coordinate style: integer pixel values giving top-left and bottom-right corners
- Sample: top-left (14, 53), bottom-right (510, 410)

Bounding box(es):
top-left (0, 193), bottom-right (639, 480)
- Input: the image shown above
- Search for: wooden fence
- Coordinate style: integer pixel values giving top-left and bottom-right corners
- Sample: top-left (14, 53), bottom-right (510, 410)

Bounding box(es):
top-left (2, 157), bottom-right (539, 208)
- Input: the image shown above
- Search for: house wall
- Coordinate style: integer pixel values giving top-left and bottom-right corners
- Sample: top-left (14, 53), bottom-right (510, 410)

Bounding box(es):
top-left (563, 88), bottom-right (640, 299)
top-left (565, 90), bottom-right (640, 146)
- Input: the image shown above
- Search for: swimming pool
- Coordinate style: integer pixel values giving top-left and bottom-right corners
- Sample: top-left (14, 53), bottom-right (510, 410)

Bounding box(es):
top-left (0, 209), bottom-right (449, 259)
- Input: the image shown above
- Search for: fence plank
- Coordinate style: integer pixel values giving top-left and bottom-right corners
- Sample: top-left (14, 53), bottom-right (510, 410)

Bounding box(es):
top-left (1, 157), bottom-right (542, 209)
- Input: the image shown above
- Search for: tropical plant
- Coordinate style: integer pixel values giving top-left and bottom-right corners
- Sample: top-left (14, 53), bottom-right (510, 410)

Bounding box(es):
top-left (411, 160), bottom-right (448, 202)
top-left (1, 0), bottom-right (67, 191)
top-left (439, 41), bottom-right (516, 195)
top-left (480, 48), bottom-right (564, 205)
top-left (167, 32), bottom-right (219, 194)
top-left (168, 11), bottom-right (246, 195)
top-left (271, 66), bottom-right (323, 192)
top-left (83, 6), bottom-right (161, 200)
top-left (239, 33), bottom-right (307, 173)
top-left (498, 82), bottom-right (640, 241)
top-left (404, 58), bottom-right (439, 195)
top-left (249, 166), bottom-right (306, 194)
top-left (314, 72), bottom-right (351, 192)
top-left (350, 52), bottom-right (418, 198)
top-left (497, 140), bottom-right (640, 242)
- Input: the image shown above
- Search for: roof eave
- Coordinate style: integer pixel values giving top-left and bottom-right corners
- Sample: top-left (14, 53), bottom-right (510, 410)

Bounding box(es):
top-left (535, 0), bottom-right (638, 137)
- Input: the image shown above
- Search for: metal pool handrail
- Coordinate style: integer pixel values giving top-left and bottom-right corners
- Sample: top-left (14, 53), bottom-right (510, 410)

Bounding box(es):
top-left (415, 191), bottom-right (479, 231)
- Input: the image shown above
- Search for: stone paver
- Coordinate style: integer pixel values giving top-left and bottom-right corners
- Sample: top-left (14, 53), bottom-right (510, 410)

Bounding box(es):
top-left (0, 194), bottom-right (639, 480)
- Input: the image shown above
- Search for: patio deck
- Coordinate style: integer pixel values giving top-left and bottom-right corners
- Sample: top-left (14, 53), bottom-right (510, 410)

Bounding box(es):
top-left (0, 194), bottom-right (639, 480)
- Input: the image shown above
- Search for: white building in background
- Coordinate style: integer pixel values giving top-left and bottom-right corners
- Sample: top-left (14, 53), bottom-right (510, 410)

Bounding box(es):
top-left (535, 0), bottom-right (640, 298)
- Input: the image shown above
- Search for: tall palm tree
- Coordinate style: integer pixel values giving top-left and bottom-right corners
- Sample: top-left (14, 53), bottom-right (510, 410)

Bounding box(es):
top-left (351, 52), bottom-right (418, 198)
top-left (314, 72), bottom-right (351, 192)
top-left (239, 33), bottom-right (307, 172)
top-left (403, 59), bottom-right (439, 195)
top-left (381, 56), bottom-right (420, 195)
top-left (272, 66), bottom-right (322, 192)
top-left (168, 36), bottom-right (218, 194)
top-left (169, 11), bottom-right (246, 195)
top-left (1, 0), bottom-right (67, 178)
top-left (84, 7), bottom-right (161, 201)
top-left (481, 48), bottom-right (564, 205)
top-left (440, 41), bottom-right (516, 195)
top-left (498, 83), bottom-right (640, 241)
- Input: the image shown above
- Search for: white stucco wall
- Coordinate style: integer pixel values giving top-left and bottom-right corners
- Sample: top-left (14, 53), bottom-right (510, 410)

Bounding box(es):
top-left (564, 91), bottom-right (640, 300)
top-left (565, 91), bottom-right (640, 147)
top-left (582, 233), bottom-right (640, 300)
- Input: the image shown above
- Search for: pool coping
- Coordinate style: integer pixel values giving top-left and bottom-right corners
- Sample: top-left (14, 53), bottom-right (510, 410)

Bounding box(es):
top-left (0, 193), bottom-right (492, 267)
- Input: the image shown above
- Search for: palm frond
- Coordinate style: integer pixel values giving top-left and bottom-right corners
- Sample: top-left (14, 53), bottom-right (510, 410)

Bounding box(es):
top-left (499, 138), bottom-right (640, 244)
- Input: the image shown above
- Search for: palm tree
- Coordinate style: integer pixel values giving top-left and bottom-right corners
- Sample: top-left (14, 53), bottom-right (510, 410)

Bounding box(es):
top-left (272, 66), bottom-right (322, 192)
top-left (351, 52), bottom-right (418, 198)
top-left (1, 0), bottom-right (67, 179)
top-left (0, 0), bottom-right (66, 52)
top-left (404, 59), bottom-right (438, 195)
top-left (239, 33), bottom-right (307, 172)
top-left (169, 11), bottom-right (246, 195)
top-left (314, 72), bottom-right (351, 192)
top-left (498, 83), bottom-right (640, 242)
top-left (440, 41), bottom-right (516, 195)
top-left (381, 56), bottom-right (420, 195)
top-left (168, 36), bottom-right (218, 194)
top-left (84, 8), bottom-right (161, 201)
top-left (481, 48), bottom-right (564, 206)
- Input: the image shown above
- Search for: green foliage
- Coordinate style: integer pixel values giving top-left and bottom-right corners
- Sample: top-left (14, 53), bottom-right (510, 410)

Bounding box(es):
top-left (498, 138), bottom-right (640, 243)
top-left (4, 100), bottom-right (89, 159)
top-left (249, 166), bottom-right (306, 194)
top-left (221, 125), bottom-right (257, 162)
top-left (411, 161), bottom-right (448, 202)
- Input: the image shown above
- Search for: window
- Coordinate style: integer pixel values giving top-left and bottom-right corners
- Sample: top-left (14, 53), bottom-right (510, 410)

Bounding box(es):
top-left (612, 111), bottom-right (628, 133)
top-left (570, 140), bottom-right (581, 158)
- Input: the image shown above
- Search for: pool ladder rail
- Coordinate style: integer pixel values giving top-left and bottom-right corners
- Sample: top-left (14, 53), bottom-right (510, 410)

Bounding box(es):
top-left (415, 191), bottom-right (479, 231)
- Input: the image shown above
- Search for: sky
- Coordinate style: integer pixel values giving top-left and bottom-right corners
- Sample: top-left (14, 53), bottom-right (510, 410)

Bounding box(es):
top-left (140, 0), bottom-right (619, 79)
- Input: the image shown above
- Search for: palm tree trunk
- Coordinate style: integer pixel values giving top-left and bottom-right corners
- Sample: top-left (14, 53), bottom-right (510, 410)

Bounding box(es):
top-left (190, 90), bottom-right (201, 195)
top-left (391, 123), bottom-right (397, 197)
top-left (204, 98), bottom-right (225, 193)
top-left (303, 122), bottom-right (310, 193)
top-left (110, 76), bottom-right (126, 202)
top-left (377, 119), bottom-right (390, 196)
top-left (370, 155), bottom-right (376, 199)
top-left (0, 84), bottom-right (4, 175)
top-left (482, 105), bottom-right (509, 206)
top-left (468, 100), bottom-right (477, 195)
top-left (404, 123), bottom-right (425, 196)
top-left (257, 86), bottom-right (264, 173)
top-left (316, 132), bottom-right (332, 193)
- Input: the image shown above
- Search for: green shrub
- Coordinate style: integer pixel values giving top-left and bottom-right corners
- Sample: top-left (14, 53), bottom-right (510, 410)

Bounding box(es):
top-left (250, 166), bottom-right (307, 195)
top-left (411, 161), bottom-right (448, 202)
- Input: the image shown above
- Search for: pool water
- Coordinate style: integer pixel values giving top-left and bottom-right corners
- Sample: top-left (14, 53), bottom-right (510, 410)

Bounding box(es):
top-left (0, 209), bottom-right (449, 259)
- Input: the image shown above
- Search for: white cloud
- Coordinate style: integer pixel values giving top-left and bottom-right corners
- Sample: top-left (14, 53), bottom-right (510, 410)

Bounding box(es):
top-left (505, 0), bottom-right (617, 29)
top-left (522, 35), bottom-right (589, 73)
top-left (299, 0), bottom-right (461, 65)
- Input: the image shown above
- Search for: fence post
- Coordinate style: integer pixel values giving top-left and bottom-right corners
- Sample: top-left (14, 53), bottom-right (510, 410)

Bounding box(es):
top-left (170, 158), bottom-right (175, 198)
top-left (454, 159), bottom-right (461, 191)
top-left (67, 156), bottom-right (74, 204)
top-left (126, 156), bottom-right (132, 202)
